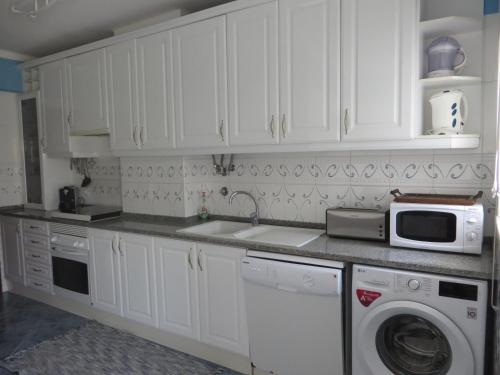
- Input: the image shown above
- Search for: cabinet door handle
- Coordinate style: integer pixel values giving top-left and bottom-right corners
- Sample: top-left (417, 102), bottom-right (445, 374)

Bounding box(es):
top-left (281, 114), bottom-right (286, 138)
top-left (32, 268), bottom-right (42, 273)
top-left (118, 238), bottom-right (123, 256)
top-left (31, 254), bottom-right (40, 258)
top-left (67, 112), bottom-right (72, 128)
top-left (219, 121), bottom-right (225, 142)
top-left (39, 138), bottom-right (46, 149)
top-left (139, 126), bottom-right (144, 146)
top-left (34, 282), bottom-right (43, 287)
top-left (343, 109), bottom-right (349, 134)
top-left (132, 127), bottom-right (138, 147)
top-left (197, 249), bottom-right (203, 272)
top-left (269, 115), bottom-right (275, 138)
top-left (30, 240), bottom-right (40, 244)
top-left (30, 226), bottom-right (39, 230)
top-left (188, 248), bottom-right (194, 270)
top-left (111, 237), bottom-right (116, 254)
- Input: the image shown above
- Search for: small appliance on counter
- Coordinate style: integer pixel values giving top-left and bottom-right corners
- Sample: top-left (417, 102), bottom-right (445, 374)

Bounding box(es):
top-left (425, 36), bottom-right (466, 78)
top-left (326, 208), bottom-right (388, 241)
top-left (389, 189), bottom-right (484, 254)
top-left (428, 89), bottom-right (468, 135)
top-left (53, 185), bottom-right (121, 222)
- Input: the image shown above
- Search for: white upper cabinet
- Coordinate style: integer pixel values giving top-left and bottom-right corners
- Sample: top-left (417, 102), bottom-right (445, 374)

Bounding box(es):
top-left (39, 60), bottom-right (69, 154)
top-left (66, 49), bottom-right (109, 135)
top-left (119, 233), bottom-right (157, 327)
top-left (197, 244), bottom-right (248, 356)
top-left (107, 40), bottom-right (140, 151)
top-left (278, 0), bottom-right (340, 144)
top-left (155, 238), bottom-right (199, 340)
top-left (137, 31), bottom-right (175, 150)
top-left (89, 230), bottom-right (122, 316)
top-left (172, 16), bottom-right (228, 149)
top-left (228, 2), bottom-right (279, 145)
top-left (341, 0), bottom-right (418, 141)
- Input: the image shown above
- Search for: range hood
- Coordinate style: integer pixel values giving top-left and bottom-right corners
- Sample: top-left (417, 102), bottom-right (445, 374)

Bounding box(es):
top-left (46, 135), bottom-right (112, 158)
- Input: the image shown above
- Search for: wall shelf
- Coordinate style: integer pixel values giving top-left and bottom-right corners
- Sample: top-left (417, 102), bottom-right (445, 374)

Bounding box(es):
top-left (420, 16), bottom-right (483, 39)
top-left (420, 76), bottom-right (482, 88)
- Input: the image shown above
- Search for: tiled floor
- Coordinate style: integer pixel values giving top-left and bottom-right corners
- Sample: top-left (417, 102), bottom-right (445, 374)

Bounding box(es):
top-left (0, 292), bottom-right (88, 374)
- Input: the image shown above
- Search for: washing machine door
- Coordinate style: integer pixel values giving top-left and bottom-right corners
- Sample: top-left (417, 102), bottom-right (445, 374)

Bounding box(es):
top-left (356, 300), bottom-right (474, 375)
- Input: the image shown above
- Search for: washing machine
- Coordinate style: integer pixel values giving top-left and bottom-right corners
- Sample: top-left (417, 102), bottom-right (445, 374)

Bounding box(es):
top-left (352, 265), bottom-right (487, 375)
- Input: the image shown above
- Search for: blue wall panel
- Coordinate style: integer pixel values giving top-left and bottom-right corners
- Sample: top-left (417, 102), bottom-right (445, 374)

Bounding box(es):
top-left (485, 0), bottom-right (499, 14)
top-left (0, 58), bottom-right (23, 93)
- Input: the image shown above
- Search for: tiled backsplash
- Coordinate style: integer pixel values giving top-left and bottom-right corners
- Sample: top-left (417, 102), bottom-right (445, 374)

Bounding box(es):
top-left (0, 162), bottom-right (23, 207)
top-left (118, 151), bottom-right (496, 235)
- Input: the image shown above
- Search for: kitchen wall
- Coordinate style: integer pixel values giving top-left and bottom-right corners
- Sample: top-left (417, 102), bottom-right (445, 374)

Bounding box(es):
top-left (119, 151), bottom-right (497, 235)
top-left (77, 157), bottom-right (122, 207)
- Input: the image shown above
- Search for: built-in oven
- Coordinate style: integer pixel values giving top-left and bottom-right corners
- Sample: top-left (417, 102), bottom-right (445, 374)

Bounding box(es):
top-left (50, 224), bottom-right (90, 304)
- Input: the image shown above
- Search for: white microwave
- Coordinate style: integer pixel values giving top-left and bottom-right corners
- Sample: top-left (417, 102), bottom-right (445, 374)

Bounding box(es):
top-left (390, 202), bottom-right (483, 254)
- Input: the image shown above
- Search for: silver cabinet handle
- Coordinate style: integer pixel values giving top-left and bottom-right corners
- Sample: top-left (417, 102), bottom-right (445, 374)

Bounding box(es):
top-left (30, 226), bottom-right (39, 230)
top-left (281, 114), bottom-right (286, 138)
top-left (34, 282), bottom-right (43, 287)
top-left (67, 111), bottom-right (72, 127)
top-left (118, 237), bottom-right (123, 256)
top-left (197, 249), bottom-right (203, 272)
top-left (40, 138), bottom-right (46, 149)
top-left (31, 254), bottom-right (41, 258)
top-left (111, 236), bottom-right (116, 254)
top-left (132, 127), bottom-right (138, 147)
top-left (269, 115), bottom-right (275, 138)
top-left (188, 248), bottom-right (194, 270)
top-left (219, 120), bottom-right (225, 142)
top-left (30, 240), bottom-right (40, 244)
top-left (344, 109), bottom-right (349, 134)
top-left (139, 126), bottom-right (144, 146)
top-left (32, 268), bottom-right (42, 273)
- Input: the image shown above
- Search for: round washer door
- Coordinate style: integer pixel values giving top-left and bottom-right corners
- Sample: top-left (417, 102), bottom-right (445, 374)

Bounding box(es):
top-left (356, 300), bottom-right (474, 375)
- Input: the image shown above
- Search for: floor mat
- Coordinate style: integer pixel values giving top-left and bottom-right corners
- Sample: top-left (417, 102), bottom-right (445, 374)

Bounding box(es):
top-left (0, 321), bottom-right (242, 375)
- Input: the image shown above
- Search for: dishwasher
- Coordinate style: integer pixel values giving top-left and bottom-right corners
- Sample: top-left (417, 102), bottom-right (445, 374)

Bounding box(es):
top-left (241, 251), bottom-right (344, 375)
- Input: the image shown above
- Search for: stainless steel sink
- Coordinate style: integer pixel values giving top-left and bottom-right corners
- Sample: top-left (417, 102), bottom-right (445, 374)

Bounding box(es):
top-left (177, 221), bottom-right (324, 247)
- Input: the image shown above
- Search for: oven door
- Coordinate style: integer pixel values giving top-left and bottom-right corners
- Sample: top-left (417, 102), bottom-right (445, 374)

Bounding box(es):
top-left (51, 245), bottom-right (90, 304)
top-left (390, 208), bottom-right (464, 252)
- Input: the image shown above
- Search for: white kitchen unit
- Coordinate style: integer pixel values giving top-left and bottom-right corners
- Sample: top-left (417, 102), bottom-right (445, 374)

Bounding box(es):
top-left (1, 217), bottom-right (24, 285)
top-left (227, 2), bottom-right (279, 146)
top-left (39, 60), bottom-right (69, 155)
top-left (66, 49), bottom-right (109, 135)
top-left (278, 0), bottom-right (341, 144)
top-left (118, 232), bottom-right (157, 327)
top-left (172, 16), bottom-right (229, 149)
top-left (22, 220), bottom-right (52, 293)
top-left (107, 40), bottom-right (140, 151)
top-left (197, 243), bottom-right (249, 356)
top-left (89, 229), bottom-right (123, 316)
top-left (341, 0), bottom-right (418, 140)
top-left (155, 238), bottom-right (200, 340)
top-left (136, 31), bottom-right (176, 150)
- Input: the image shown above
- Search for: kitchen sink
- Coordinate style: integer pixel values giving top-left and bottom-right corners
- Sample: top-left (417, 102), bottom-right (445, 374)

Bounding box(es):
top-left (177, 220), bottom-right (252, 237)
top-left (177, 220), bottom-right (324, 247)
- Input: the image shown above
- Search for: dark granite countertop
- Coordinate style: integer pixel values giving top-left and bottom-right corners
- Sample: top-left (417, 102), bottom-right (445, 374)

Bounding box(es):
top-left (0, 207), bottom-right (493, 280)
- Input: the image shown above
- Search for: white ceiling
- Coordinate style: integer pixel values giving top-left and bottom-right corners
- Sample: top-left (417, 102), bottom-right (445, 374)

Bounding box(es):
top-left (1, 0), bottom-right (232, 58)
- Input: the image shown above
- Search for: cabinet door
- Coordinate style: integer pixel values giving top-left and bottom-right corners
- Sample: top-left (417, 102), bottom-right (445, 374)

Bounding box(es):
top-left (341, 0), bottom-right (417, 140)
top-left (198, 244), bottom-right (248, 356)
top-left (39, 60), bottom-right (70, 154)
top-left (137, 31), bottom-right (175, 150)
top-left (155, 238), bottom-right (199, 339)
top-left (279, 0), bottom-right (340, 144)
top-left (228, 2), bottom-right (279, 145)
top-left (173, 16), bottom-right (228, 149)
top-left (66, 49), bottom-right (109, 135)
top-left (89, 229), bottom-right (122, 316)
top-left (119, 233), bottom-right (157, 326)
top-left (1, 218), bottom-right (23, 284)
top-left (107, 40), bottom-right (140, 151)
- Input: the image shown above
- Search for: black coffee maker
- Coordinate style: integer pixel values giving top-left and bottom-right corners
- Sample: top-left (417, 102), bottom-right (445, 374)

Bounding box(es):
top-left (59, 186), bottom-right (80, 213)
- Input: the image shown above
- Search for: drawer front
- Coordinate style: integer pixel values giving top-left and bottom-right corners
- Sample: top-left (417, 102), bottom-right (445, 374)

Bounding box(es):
top-left (23, 220), bottom-right (49, 236)
top-left (26, 261), bottom-right (52, 280)
top-left (27, 276), bottom-right (52, 293)
top-left (23, 233), bottom-right (49, 250)
top-left (24, 247), bottom-right (51, 265)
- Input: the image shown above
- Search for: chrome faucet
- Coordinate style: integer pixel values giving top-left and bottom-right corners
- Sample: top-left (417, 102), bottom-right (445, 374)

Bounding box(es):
top-left (229, 191), bottom-right (259, 226)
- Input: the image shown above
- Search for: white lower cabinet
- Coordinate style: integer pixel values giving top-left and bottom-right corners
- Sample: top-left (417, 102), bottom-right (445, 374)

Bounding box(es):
top-left (197, 243), bottom-right (249, 356)
top-left (1, 217), bottom-right (24, 284)
top-left (155, 238), bottom-right (200, 340)
top-left (90, 229), bottom-right (123, 316)
top-left (119, 233), bottom-right (157, 326)
top-left (156, 239), bottom-right (248, 356)
top-left (91, 231), bottom-right (248, 356)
